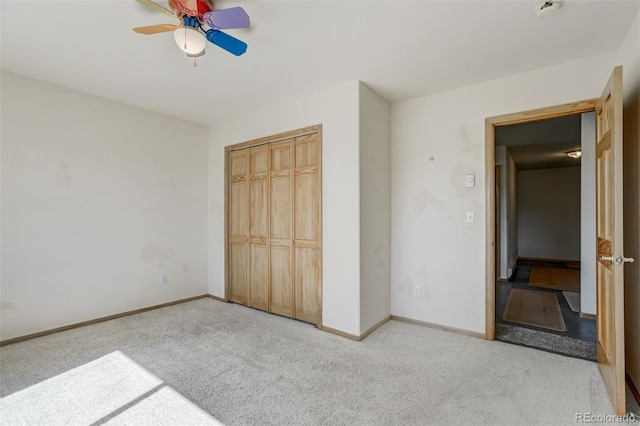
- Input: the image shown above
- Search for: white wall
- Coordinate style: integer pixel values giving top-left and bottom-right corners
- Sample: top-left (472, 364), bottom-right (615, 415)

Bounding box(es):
top-left (495, 146), bottom-right (508, 279)
top-left (359, 82), bottom-right (391, 334)
top-left (208, 81), bottom-right (362, 336)
top-left (390, 52), bottom-right (617, 333)
top-left (619, 9), bottom-right (640, 393)
top-left (494, 147), bottom-right (517, 280)
top-left (506, 153), bottom-right (518, 275)
top-left (0, 71), bottom-right (209, 340)
top-left (517, 167), bottom-right (581, 261)
top-left (581, 112), bottom-right (596, 316)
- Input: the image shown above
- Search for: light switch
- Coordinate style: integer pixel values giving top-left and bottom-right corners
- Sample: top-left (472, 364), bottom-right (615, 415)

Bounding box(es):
top-left (465, 174), bottom-right (475, 188)
top-left (466, 211), bottom-right (475, 224)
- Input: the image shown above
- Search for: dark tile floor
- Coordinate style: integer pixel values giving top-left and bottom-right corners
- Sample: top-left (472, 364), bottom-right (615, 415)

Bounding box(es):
top-left (495, 264), bottom-right (595, 342)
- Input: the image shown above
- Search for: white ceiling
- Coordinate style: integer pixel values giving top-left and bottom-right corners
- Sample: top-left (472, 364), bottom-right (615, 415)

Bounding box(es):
top-left (2, 1), bottom-right (639, 126)
top-left (496, 114), bottom-right (582, 170)
top-left (508, 141), bottom-right (583, 170)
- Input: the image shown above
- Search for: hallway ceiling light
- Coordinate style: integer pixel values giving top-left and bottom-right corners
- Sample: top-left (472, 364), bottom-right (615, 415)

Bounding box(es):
top-left (566, 149), bottom-right (582, 159)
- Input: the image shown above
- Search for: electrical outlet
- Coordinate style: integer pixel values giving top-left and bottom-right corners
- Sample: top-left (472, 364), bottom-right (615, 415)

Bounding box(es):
top-left (414, 287), bottom-right (421, 297)
top-left (160, 274), bottom-right (168, 285)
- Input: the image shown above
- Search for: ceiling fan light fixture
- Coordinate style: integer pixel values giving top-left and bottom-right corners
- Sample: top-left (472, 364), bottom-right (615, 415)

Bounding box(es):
top-left (187, 49), bottom-right (206, 58)
top-left (566, 149), bottom-right (582, 159)
top-left (173, 27), bottom-right (206, 55)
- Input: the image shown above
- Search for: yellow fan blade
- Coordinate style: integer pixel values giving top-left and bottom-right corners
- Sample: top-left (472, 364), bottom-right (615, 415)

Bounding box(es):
top-left (133, 24), bottom-right (180, 34)
top-left (135, 0), bottom-right (176, 18)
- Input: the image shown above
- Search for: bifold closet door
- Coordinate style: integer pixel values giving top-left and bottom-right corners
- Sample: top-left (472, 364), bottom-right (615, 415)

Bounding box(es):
top-left (269, 140), bottom-right (294, 318)
top-left (248, 145), bottom-right (269, 312)
top-left (229, 149), bottom-right (250, 305)
top-left (293, 133), bottom-right (321, 324)
top-left (227, 127), bottom-right (321, 326)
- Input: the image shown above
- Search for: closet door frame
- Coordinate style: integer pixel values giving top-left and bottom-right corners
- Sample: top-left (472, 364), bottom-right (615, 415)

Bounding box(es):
top-left (224, 124), bottom-right (323, 329)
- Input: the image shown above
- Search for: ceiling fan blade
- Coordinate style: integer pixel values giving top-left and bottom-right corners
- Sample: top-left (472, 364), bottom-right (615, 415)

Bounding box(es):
top-left (206, 30), bottom-right (247, 56)
top-left (204, 7), bottom-right (250, 29)
top-left (135, 0), bottom-right (176, 18)
top-left (133, 24), bottom-right (180, 35)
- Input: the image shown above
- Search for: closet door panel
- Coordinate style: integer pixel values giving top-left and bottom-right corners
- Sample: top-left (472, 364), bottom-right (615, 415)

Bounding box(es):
top-left (295, 136), bottom-right (318, 168)
top-left (230, 158), bottom-right (248, 238)
top-left (229, 150), bottom-right (250, 305)
top-left (294, 246), bottom-right (319, 323)
top-left (269, 140), bottom-right (294, 317)
top-left (270, 176), bottom-right (290, 239)
top-left (270, 140), bottom-right (292, 240)
top-left (294, 173), bottom-right (318, 242)
top-left (250, 243), bottom-right (268, 311)
top-left (271, 142), bottom-right (291, 171)
top-left (230, 242), bottom-right (248, 304)
top-left (249, 146), bottom-right (269, 311)
top-left (270, 244), bottom-right (293, 317)
top-left (250, 180), bottom-right (268, 236)
top-left (293, 133), bottom-right (321, 324)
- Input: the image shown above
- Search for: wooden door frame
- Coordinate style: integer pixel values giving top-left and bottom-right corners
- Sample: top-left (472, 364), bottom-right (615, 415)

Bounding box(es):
top-left (224, 124), bottom-right (323, 328)
top-left (484, 100), bottom-right (598, 340)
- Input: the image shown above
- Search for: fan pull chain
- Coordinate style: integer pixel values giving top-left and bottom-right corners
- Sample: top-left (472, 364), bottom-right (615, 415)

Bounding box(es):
top-left (184, 27), bottom-right (188, 51)
top-left (194, 57), bottom-right (197, 68)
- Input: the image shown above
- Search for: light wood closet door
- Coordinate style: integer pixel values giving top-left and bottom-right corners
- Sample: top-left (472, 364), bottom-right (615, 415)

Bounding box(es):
top-left (269, 140), bottom-right (294, 318)
top-left (293, 133), bottom-right (321, 324)
top-left (229, 150), bottom-right (250, 305)
top-left (227, 126), bottom-right (322, 327)
top-left (249, 146), bottom-right (269, 312)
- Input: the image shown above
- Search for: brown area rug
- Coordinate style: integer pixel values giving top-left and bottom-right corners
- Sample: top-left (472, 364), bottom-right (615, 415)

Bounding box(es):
top-left (565, 261), bottom-right (580, 269)
top-left (503, 289), bottom-right (567, 332)
top-left (528, 266), bottom-right (580, 292)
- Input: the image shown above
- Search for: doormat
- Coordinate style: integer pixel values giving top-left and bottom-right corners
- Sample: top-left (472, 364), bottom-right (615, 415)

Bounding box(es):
top-left (562, 291), bottom-right (581, 313)
top-left (495, 324), bottom-right (595, 361)
top-left (529, 267), bottom-right (580, 292)
top-left (503, 289), bottom-right (567, 332)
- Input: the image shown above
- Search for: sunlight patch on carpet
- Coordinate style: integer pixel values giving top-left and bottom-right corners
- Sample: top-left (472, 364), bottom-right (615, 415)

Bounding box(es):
top-left (0, 351), bottom-right (221, 425)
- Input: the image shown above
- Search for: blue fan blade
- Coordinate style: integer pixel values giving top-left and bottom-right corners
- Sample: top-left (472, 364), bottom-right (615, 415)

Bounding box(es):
top-left (206, 30), bottom-right (247, 56)
top-left (204, 7), bottom-right (250, 29)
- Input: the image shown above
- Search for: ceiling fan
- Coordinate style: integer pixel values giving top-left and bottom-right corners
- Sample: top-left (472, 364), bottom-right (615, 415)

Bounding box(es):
top-left (133, 0), bottom-right (250, 62)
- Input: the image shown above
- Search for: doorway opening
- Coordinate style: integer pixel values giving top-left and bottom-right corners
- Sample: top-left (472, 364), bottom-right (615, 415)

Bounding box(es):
top-left (484, 99), bottom-right (598, 346)
top-left (492, 112), bottom-right (596, 360)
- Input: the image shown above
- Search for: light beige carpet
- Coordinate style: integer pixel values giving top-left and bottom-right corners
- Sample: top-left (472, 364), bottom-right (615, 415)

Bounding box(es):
top-left (529, 266), bottom-right (580, 292)
top-left (1, 299), bottom-right (621, 425)
top-left (503, 289), bottom-right (567, 332)
top-left (0, 351), bottom-right (221, 425)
